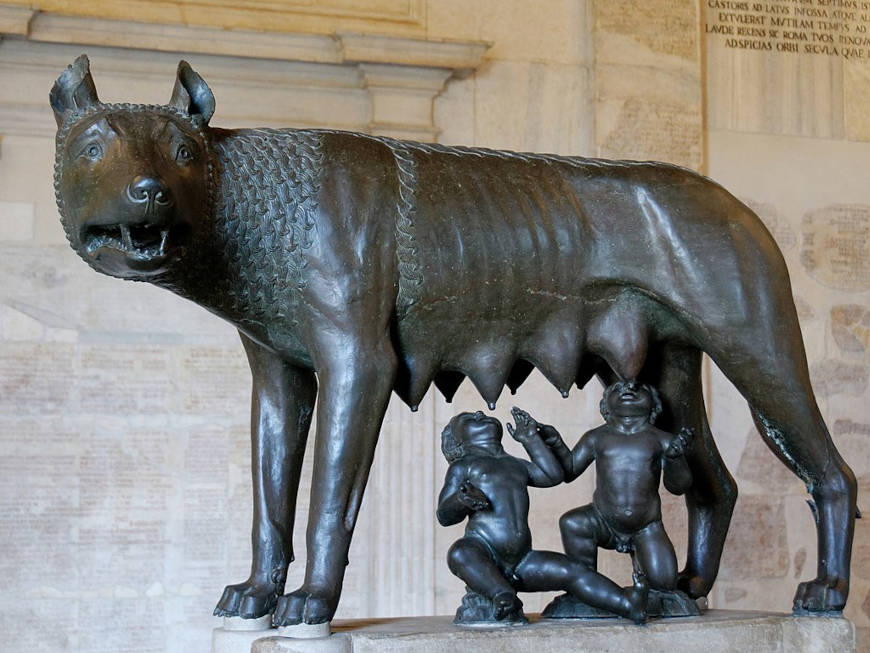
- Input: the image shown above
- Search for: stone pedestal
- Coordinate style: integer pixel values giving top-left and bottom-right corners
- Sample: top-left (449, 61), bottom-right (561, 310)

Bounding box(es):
top-left (213, 616), bottom-right (274, 653)
top-left (249, 611), bottom-right (854, 653)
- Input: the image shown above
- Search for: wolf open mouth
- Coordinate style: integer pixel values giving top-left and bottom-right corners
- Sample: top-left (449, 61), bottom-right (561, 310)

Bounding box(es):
top-left (84, 223), bottom-right (171, 261)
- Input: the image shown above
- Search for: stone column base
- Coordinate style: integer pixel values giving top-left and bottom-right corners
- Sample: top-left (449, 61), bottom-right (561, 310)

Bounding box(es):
top-left (245, 611), bottom-right (854, 653)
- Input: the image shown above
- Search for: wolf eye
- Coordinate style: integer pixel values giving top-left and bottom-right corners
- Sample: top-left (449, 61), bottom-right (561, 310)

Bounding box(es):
top-left (175, 144), bottom-right (192, 164)
top-left (79, 142), bottom-right (103, 161)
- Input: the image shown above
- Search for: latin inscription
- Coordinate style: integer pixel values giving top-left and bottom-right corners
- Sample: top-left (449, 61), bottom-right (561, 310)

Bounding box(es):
top-left (742, 198), bottom-right (797, 250)
top-left (831, 304), bottom-right (870, 355)
top-left (706, 0), bottom-right (870, 59)
top-left (800, 204), bottom-right (870, 291)
top-left (600, 97), bottom-right (702, 170)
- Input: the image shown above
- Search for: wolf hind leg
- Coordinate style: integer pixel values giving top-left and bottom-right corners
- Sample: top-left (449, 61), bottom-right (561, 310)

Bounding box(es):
top-left (711, 337), bottom-right (857, 612)
top-left (750, 406), bottom-right (856, 612)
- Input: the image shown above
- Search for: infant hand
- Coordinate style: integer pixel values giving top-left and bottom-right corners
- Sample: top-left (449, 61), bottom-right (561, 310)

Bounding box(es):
top-left (538, 424), bottom-right (564, 448)
top-left (508, 406), bottom-right (538, 443)
top-left (458, 481), bottom-right (491, 511)
top-left (667, 427), bottom-right (695, 458)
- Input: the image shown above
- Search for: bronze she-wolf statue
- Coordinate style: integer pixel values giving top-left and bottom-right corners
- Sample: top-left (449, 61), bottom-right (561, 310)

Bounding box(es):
top-left (51, 55), bottom-right (857, 625)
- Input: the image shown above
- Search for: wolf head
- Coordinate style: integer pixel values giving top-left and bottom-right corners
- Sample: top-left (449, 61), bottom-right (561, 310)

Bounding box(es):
top-left (52, 55), bottom-right (215, 280)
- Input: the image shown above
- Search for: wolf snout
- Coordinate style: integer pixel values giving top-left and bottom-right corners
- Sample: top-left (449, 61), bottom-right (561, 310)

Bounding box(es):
top-left (126, 176), bottom-right (173, 210)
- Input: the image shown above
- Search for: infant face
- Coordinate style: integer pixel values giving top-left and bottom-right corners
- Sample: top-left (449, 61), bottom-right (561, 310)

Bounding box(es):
top-left (455, 411), bottom-right (503, 446)
top-left (607, 383), bottom-right (653, 420)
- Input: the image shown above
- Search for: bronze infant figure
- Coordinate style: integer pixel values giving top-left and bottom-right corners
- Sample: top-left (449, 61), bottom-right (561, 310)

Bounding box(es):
top-left (437, 407), bottom-right (653, 625)
top-left (542, 381), bottom-right (700, 620)
top-left (51, 55), bottom-right (857, 625)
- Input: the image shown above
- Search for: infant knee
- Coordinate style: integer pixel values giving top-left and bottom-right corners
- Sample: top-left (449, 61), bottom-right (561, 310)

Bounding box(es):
top-left (447, 541), bottom-right (472, 573)
top-left (559, 509), bottom-right (590, 538)
top-left (648, 570), bottom-right (676, 592)
top-left (640, 556), bottom-right (677, 591)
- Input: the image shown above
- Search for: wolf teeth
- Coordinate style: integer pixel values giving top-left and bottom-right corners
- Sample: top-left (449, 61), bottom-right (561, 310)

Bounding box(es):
top-left (159, 229), bottom-right (169, 256)
top-left (85, 223), bottom-right (169, 259)
top-left (120, 225), bottom-right (133, 250)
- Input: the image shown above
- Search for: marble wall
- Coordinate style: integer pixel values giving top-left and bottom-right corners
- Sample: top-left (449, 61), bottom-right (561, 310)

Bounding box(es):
top-left (0, 0), bottom-right (868, 651)
top-left (701, 2), bottom-right (870, 645)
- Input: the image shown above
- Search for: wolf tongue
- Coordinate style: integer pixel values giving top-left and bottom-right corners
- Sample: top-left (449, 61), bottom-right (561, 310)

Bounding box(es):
top-left (120, 225), bottom-right (133, 250)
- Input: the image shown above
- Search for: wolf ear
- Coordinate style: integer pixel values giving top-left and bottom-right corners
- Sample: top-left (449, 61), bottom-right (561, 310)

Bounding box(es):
top-left (170, 61), bottom-right (215, 124)
top-left (50, 54), bottom-right (100, 127)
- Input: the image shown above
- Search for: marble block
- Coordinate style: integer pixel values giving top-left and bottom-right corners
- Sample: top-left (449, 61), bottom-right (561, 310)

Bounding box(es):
top-left (250, 611), bottom-right (854, 653)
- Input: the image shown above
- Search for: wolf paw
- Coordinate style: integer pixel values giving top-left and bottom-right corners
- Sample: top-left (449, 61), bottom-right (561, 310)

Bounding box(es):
top-left (676, 570), bottom-right (710, 599)
top-left (272, 586), bottom-right (337, 626)
top-left (793, 577), bottom-right (848, 613)
top-left (214, 578), bottom-right (280, 619)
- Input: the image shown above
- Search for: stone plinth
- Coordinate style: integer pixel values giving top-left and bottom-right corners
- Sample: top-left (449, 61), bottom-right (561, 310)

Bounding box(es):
top-left (213, 616), bottom-right (274, 653)
top-left (250, 611), bottom-right (854, 653)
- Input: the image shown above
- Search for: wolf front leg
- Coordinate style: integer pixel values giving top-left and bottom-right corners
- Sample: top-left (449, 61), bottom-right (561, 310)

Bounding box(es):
top-left (215, 333), bottom-right (317, 619)
top-left (272, 336), bottom-right (397, 626)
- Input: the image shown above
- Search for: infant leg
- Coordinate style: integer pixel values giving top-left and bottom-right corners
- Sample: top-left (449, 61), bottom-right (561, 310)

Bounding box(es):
top-left (448, 537), bottom-right (516, 599)
top-left (632, 521), bottom-right (678, 591)
top-left (517, 551), bottom-right (646, 623)
top-left (559, 504), bottom-right (607, 569)
top-left (514, 550), bottom-right (581, 592)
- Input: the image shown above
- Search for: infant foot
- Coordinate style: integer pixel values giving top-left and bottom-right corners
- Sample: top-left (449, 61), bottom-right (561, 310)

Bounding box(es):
top-left (493, 591), bottom-right (524, 621)
top-left (625, 572), bottom-right (650, 624)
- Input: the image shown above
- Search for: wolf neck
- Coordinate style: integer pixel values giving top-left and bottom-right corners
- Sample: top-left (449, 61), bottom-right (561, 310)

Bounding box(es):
top-left (155, 127), bottom-right (324, 338)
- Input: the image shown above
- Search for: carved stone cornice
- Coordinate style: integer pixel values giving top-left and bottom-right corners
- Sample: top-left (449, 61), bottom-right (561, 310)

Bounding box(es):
top-left (340, 33), bottom-right (487, 77)
top-left (0, 8), bottom-right (489, 71)
top-left (360, 64), bottom-right (453, 141)
top-left (0, 5), bottom-right (33, 35)
top-left (0, 6), bottom-right (489, 142)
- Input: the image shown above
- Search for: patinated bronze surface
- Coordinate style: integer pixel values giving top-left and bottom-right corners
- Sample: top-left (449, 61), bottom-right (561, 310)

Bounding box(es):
top-left (51, 55), bottom-right (857, 625)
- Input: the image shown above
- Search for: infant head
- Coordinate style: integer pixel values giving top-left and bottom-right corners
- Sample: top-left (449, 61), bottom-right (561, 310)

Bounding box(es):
top-left (600, 381), bottom-right (662, 424)
top-left (441, 411), bottom-right (503, 461)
